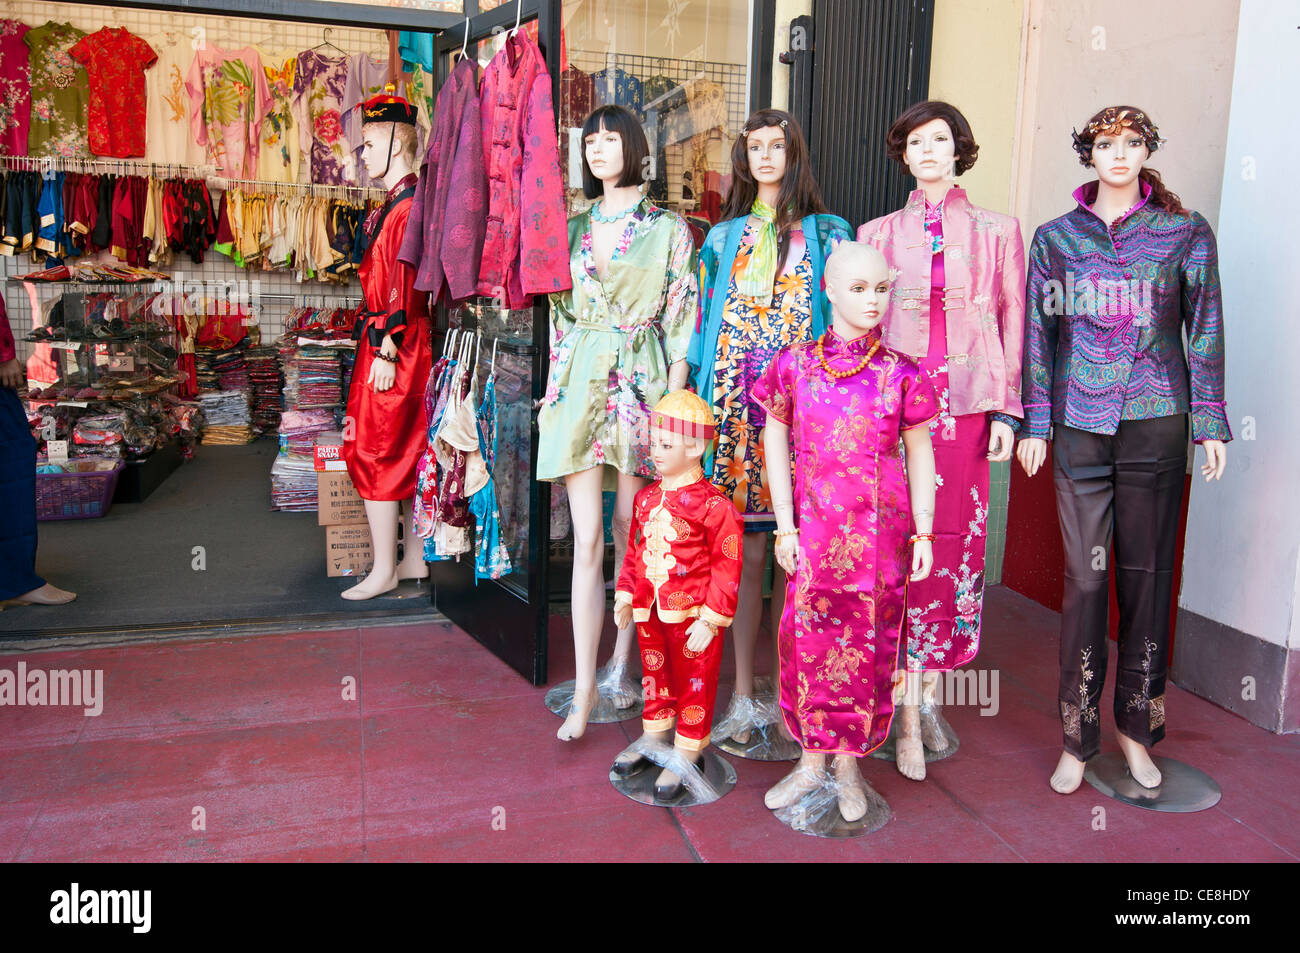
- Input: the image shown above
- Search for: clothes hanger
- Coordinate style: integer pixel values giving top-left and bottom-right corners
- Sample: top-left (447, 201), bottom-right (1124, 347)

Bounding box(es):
top-left (310, 28), bottom-right (347, 59)
top-left (454, 16), bottom-right (470, 63)
top-left (510, 0), bottom-right (523, 37)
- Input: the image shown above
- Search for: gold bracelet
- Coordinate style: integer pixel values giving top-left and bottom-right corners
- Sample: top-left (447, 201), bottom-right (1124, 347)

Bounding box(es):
top-left (774, 528), bottom-right (799, 539)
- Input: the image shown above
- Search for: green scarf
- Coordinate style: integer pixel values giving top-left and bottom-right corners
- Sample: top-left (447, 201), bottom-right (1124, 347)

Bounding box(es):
top-left (737, 199), bottom-right (779, 304)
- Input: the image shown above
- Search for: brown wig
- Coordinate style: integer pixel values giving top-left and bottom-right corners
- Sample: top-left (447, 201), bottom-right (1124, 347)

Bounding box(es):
top-left (1071, 105), bottom-right (1187, 215)
top-left (579, 105), bottom-right (649, 199)
top-left (721, 109), bottom-right (827, 270)
top-left (884, 100), bottom-right (979, 176)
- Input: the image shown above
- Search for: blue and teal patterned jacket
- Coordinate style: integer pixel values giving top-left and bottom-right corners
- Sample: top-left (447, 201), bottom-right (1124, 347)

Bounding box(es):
top-left (1022, 180), bottom-right (1231, 443)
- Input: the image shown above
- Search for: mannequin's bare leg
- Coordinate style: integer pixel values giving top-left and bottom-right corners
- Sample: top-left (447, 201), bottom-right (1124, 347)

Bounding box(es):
top-left (1050, 750), bottom-right (1087, 794)
top-left (607, 472), bottom-right (648, 682)
top-left (558, 468), bottom-right (605, 741)
top-left (920, 670), bottom-right (949, 752)
top-left (1115, 728), bottom-right (1162, 788)
top-left (769, 562), bottom-right (795, 741)
top-left (725, 531), bottom-right (769, 743)
top-left (833, 753), bottom-right (869, 822)
top-left (764, 750), bottom-right (828, 809)
top-left (895, 703), bottom-right (926, 781)
top-left (342, 499), bottom-right (400, 600)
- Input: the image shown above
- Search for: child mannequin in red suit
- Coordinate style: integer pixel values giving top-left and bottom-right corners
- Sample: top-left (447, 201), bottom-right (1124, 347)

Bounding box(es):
top-left (611, 391), bottom-right (743, 801)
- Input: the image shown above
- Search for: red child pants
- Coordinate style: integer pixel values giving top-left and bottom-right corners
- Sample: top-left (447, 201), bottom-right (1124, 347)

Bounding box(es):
top-left (638, 615), bottom-right (724, 751)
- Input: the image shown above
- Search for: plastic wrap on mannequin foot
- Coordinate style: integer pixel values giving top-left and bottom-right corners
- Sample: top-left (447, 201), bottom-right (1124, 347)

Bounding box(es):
top-left (764, 757), bottom-right (829, 809)
top-left (1115, 728), bottom-right (1162, 788)
top-left (833, 755), bottom-right (869, 822)
top-left (595, 655), bottom-right (640, 710)
top-left (1050, 749), bottom-right (1087, 794)
top-left (610, 736), bottom-right (725, 805)
top-left (713, 684), bottom-right (803, 761)
top-left (770, 764), bottom-right (891, 837)
top-left (895, 705), bottom-right (926, 781)
top-left (556, 685), bottom-right (598, 741)
top-left (919, 702), bottom-right (951, 753)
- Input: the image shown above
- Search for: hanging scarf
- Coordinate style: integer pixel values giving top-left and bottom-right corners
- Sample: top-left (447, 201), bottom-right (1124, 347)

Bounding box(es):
top-left (737, 199), bottom-right (779, 304)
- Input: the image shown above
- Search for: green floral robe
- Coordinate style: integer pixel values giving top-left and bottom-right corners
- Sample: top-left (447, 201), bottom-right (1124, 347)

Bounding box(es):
top-left (537, 198), bottom-right (698, 488)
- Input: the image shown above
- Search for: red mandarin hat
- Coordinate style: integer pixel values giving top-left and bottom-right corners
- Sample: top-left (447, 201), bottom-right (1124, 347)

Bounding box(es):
top-left (651, 390), bottom-right (717, 440)
top-left (359, 83), bottom-right (417, 126)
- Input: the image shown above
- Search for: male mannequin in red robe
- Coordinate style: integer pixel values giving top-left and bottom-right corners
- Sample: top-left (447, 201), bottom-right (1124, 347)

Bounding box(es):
top-left (341, 89), bottom-right (433, 600)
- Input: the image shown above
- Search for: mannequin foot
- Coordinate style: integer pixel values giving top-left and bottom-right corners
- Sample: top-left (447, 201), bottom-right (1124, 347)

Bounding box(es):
top-left (1050, 749), bottom-right (1086, 794)
top-left (340, 571), bottom-right (398, 601)
top-left (833, 754), bottom-right (869, 822)
top-left (3, 583), bottom-right (77, 607)
top-left (895, 704), bottom-right (926, 781)
top-left (764, 756), bottom-right (827, 810)
top-left (598, 654), bottom-right (638, 710)
top-left (919, 703), bottom-right (950, 753)
top-left (653, 748), bottom-right (702, 801)
top-left (726, 692), bottom-right (754, 744)
top-left (612, 730), bottom-right (668, 777)
top-left (557, 685), bottom-right (597, 741)
top-left (1115, 729), bottom-right (1162, 788)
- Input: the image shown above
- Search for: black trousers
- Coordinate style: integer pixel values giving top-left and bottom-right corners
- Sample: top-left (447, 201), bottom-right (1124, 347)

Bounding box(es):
top-left (1, 386), bottom-right (45, 600)
top-left (1051, 415), bottom-right (1188, 760)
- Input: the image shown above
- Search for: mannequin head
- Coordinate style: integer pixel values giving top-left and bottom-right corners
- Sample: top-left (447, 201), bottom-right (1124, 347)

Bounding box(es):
top-left (722, 109), bottom-right (825, 222)
top-left (1072, 105), bottom-right (1186, 213)
top-left (649, 391), bottom-right (716, 479)
top-left (886, 101), bottom-right (979, 180)
top-left (361, 122), bottom-right (417, 185)
top-left (580, 105), bottom-right (649, 199)
top-left (824, 241), bottom-right (891, 338)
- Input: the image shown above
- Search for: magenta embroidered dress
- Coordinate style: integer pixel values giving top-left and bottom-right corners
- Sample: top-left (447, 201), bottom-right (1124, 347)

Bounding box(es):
top-left (754, 333), bottom-right (939, 756)
top-left (902, 200), bottom-right (993, 672)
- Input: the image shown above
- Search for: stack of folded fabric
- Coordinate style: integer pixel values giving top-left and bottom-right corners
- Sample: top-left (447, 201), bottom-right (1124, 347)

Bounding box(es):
top-left (213, 349), bottom-right (250, 394)
top-left (278, 409), bottom-right (335, 457)
top-left (246, 346), bottom-right (283, 435)
top-left (295, 347), bottom-right (343, 409)
top-left (199, 390), bottom-right (252, 445)
top-left (270, 452), bottom-right (319, 511)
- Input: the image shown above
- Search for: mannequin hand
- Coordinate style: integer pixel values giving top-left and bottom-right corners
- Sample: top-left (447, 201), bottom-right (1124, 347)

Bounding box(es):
top-left (614, 599), bottom-right (633, 630)
top-left (1016, 437), bottom-right (1047, 477)
top-left (0, 358), bottom-right (23, 390)
top-left (775, 532), bottom-right (798, 575)
top-left (368, 355), bottom-right (396, 393)
top-left (685, 619), bottom-right (717, 653)
top-left (987, 421), bottom-right (1015, 462)
top-left (910, 539), bottom-right (933, 581)
top-left (1200, 440), bottom-right (1227, 481)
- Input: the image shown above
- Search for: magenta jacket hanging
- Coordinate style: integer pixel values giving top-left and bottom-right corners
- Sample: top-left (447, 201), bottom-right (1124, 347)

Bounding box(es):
top-left (476, 31), bottom-right (572, 309)
top-left (398, 56), bottom-right (487, 303)
top-left (858, 187), bottom-right (1026, 418)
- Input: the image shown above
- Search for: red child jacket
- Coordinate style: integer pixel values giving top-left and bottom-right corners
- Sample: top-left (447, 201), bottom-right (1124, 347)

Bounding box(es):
top-left (615, 466), bottom-right (742, 628)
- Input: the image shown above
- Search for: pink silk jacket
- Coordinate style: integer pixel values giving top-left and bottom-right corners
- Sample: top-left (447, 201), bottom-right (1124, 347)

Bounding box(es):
top-left (858, 187), bottom-right (1026, 418)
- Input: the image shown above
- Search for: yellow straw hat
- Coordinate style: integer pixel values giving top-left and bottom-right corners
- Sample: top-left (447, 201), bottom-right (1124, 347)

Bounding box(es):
top-left (651, 390), bottom-right (717, 440)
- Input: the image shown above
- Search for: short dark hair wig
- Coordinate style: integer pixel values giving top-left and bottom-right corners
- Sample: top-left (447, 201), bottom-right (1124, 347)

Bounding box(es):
top-left (580, 105), bottom-right (650, 199)
top-left (884, 100), bottom-right (979, 176)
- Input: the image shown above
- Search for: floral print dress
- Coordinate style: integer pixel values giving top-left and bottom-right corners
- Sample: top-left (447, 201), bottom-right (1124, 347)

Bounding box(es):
top-left (536, 198), bottom-right (698, 487)
top-left (186, 46), bottom-right (273, 179)
top-left (292, 50), bottom-right (351, 186)
top-left (25, 21), bottom-right (89, 158)
top-left (0, 20), bottom-right (32, 156)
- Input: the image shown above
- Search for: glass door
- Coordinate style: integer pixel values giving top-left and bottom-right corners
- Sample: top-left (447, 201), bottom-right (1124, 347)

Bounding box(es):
top-left (427, 0), bottom-right (562, 685)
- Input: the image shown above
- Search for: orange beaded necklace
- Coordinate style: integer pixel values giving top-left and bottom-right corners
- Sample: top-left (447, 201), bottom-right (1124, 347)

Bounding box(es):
top-left (815, 333), bottom-right (880, 379)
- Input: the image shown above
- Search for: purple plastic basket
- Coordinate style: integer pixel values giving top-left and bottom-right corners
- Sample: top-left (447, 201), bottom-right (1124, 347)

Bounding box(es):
top-left (35, 461), bottom-right (124, 521)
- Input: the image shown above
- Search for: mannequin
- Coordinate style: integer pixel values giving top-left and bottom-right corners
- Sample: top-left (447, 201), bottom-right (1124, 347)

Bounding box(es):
top-left (1016, 106), bottom-right (1230, 794)
top-left (537, 105), bottom-right (697, 741)
top-left (688, 109), bottom-right (851, 746)
top-left (756, 241), bottom-right (938, 822)
top-left (611, 390), bottom-right (742, 800)
top-left (340, 89), bottom-right (433, 600)
top-left (858, 101), bottom-right (1025, 780)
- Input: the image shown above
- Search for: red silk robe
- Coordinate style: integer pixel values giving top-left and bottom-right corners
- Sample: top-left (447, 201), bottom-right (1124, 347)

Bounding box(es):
top-left (342, 177), bottom-right (432, 501)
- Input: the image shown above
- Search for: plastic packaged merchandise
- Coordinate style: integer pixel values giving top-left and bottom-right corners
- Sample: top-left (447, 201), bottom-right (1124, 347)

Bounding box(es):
top-left (616, 735), bottom-right (722, 804)
top-left (711, 675), bottom-right (802, 760)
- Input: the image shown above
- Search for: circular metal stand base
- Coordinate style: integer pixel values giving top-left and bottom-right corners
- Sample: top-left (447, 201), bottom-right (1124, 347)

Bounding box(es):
top-left (386, 579), bottom-right (430, 600)
top-left (1084, 753), bottom-right (1222, 812)
top-left (714, 722), bottom-right (802, 762)
top-left (869, 705), bottom-right (960, 762)
top-left (544, 679), bottom-right (643, 723)
top-left (609, 749), bottom-right (737, 808)
top-left (772, 783), bottom-right (892, 838)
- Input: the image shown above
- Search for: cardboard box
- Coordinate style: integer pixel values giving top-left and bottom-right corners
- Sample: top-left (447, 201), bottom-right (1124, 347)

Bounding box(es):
top-left (324, 511), bottom-right (429, 580)
top-left (317, 470), bottom-right (367, 526)
top-left (313, 432), bottom-right (347, 472)
top-left (325, 523), bottom-right (373, 577)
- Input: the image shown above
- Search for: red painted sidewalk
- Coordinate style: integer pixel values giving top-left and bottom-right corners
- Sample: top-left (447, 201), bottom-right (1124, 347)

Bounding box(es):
top-left (1, 586), bottom-right (1296, 862)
